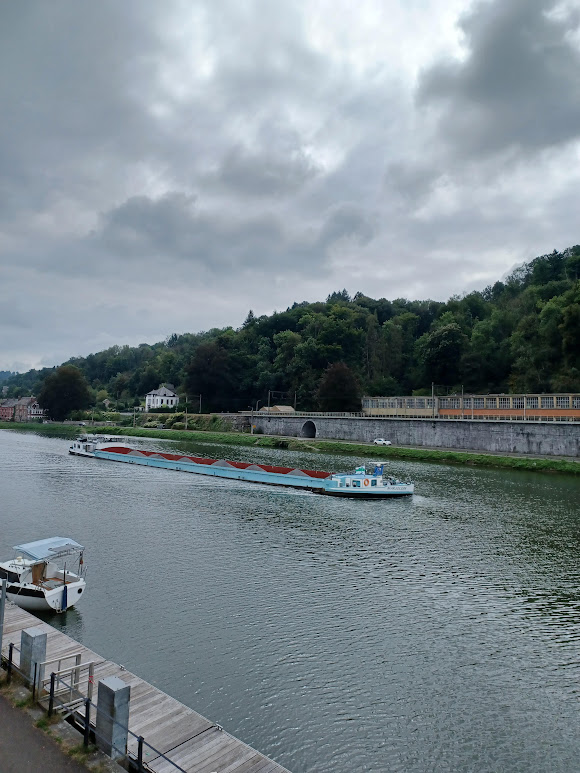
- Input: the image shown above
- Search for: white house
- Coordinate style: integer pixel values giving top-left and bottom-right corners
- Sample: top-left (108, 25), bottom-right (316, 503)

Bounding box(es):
top-left (145, 386), bottom-right (180, 410)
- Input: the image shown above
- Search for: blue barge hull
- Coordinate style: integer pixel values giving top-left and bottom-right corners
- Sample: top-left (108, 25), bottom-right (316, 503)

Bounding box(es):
top-left (95, 448), bottom-right (328, 491)
top-left (88, 444), bottom-right (414, 497)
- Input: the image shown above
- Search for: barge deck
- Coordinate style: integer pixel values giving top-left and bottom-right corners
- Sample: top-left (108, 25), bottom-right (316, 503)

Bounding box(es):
top-left (90, 445), bottom-right (414, 497)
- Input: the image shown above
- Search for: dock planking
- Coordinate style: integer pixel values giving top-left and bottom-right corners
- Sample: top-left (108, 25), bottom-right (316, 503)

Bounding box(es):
top-left (0, 603), bottom-right (290, 773)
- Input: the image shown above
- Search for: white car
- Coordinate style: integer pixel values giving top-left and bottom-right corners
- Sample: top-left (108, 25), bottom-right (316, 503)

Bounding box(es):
top-left (373, 438), bottom-right (392, 446)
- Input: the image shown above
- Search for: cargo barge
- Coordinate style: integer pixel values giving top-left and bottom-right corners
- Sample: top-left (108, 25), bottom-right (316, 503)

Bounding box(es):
top-left (69, 436), bottom-right (414, 498)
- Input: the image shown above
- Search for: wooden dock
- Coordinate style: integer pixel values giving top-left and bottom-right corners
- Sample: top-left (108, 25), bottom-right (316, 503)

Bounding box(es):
top-left (1, 603), bottom-right (290, 773)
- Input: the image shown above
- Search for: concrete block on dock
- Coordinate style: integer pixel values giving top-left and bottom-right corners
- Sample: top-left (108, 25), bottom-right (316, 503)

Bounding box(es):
top-left (20, 626), bottom-right (46, 690)
top-left (96, 676), bottom-right (130, 761)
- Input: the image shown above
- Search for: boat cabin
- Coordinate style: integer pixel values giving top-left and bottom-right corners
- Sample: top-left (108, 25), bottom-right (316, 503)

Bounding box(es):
top-left (70, 434), bottom-right (127, 456)
top-left (0, 537), bottom-right (85, 590)
top-left (70, 437), bottom-right (98, 455)
top-left (329, 463), bottom-right (386, 488)
top-left (329, 472), bottom-right (385, 489)
top-left (325, 463), bottom-right (412, 494)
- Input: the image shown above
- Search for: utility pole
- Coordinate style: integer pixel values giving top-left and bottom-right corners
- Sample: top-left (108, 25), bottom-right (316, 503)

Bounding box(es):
top-left (185, 396), bottom-right (188, 430)
top-left (431, 382), bottom-right (435, 418)
top-left (199, 394), bottom-right (202, 414)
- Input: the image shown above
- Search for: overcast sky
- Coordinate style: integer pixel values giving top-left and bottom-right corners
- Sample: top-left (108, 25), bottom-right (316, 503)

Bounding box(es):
top-left (2, 0), bottom-right (580, 372)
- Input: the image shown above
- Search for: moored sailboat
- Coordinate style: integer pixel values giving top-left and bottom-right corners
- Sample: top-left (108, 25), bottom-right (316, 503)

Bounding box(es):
top-left (0, 537), bottom-right (86, 612)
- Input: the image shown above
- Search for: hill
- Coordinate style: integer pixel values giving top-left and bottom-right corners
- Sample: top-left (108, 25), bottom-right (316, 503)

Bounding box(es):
top-left (5, 245), bottom-right (580, 411)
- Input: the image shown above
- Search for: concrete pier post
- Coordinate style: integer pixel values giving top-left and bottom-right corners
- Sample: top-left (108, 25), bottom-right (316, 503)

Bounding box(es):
top-left (20, 627), bottom-right (47, 691)
top-left (96, 676), bottom-right (130, 760)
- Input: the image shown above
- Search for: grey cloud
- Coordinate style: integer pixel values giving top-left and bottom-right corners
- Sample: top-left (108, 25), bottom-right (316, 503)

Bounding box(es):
top-left (86, 193), bottom-right (377, 278)
top-left (0, 2), bottom-right (165, 192)
top-left (318, 204), bottom-right (377, 249)
top-left (96, 193), bottom-right (201, 260)
top-left (2, 0), bottom-right (580, 372)
top-left (0, 297), bottom-right (33, 331)
top-left (201, 1), bottom-right (330, 108)
top-left (384, 161), bottom-right (442, 201)
top-left (91, 192), bottom-right (334, 274)
top-left (417, 0), bottom-right (580, 158)
top-left (208, 144), bottom-right (320, 197)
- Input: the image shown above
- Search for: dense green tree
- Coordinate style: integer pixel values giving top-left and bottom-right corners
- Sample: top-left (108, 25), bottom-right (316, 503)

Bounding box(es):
top-left (560, 292), bottom-right (580, 370)
top-left (184, 335), bottom-right (254, 412)
top-left (367, 376), bottom-right (400, 396)
top-left (317, 362), bottom-right (361, 411)
top-left (415, 323), bottom-right (467, 387)
top-left (326, 289), bottom-right (351, 304)
top-left (460, 309), bottom-right (512, 392)
top-left (509, 315), bottom-right (549, 392)
top-left (564, 247), bottom-right (580, 281)
top-left (37, 366), bottom-right (92, 420)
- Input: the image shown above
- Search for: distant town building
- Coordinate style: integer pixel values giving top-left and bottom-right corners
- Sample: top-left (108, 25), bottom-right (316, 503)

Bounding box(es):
top-left (0, 398), bottom-right (18, 421)
top-left (0, 397), bottom-right (44, 422)
top-left (16, 397), bottom-right (45, 422)
top-left (145, 385), bottom-right (179, 410)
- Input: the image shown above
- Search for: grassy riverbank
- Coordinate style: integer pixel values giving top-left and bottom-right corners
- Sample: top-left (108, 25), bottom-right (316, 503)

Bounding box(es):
top-left (2, 421), bottom-right (579, 475)
top-left (0, 421), bottom-right (81, 437)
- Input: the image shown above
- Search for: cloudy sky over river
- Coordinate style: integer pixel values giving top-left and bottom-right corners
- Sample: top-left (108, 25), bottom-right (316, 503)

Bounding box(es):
top-left (2, 0), bottom-right (580, 371)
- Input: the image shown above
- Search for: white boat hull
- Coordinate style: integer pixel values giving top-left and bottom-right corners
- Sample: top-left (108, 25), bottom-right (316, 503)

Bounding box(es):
top-left (323, 483), bottom-right (414, 497)
top-left (6, 579), bottom-right (86, 613)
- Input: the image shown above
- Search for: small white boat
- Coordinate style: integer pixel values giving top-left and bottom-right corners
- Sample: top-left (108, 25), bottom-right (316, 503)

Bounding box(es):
top-left (0, 537), bottom-right (87, 613)
top-left (69, 434), bottom-right (128, 457)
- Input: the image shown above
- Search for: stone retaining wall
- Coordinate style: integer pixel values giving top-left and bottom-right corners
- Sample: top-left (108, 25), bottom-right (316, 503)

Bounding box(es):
top-left (247, 415), bottom-right (580, 457)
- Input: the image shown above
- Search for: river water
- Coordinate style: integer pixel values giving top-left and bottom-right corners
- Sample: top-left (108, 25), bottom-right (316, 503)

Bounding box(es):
top-left (1, 429), bottom-right (579, 772)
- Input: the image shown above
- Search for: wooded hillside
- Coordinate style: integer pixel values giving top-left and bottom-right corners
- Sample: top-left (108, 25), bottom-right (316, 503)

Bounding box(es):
top-left (6, 245), bottom-right (580, 412)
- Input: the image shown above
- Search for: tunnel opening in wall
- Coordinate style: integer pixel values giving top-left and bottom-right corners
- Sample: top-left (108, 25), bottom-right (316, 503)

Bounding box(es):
top-left (301, 420), bottom-right (316, 438)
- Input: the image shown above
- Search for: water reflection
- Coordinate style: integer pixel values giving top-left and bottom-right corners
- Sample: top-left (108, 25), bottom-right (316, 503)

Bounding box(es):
top-left (35, 607), bottom-right (85, 641)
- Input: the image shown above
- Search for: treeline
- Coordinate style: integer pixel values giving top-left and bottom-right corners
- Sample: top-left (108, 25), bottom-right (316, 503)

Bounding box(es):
top-left (5, 245), bottom-right (580, 412)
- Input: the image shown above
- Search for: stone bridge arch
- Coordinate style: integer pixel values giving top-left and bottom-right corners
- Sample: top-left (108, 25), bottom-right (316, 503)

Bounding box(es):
top-left (301, 420), bottom-right (316, 438)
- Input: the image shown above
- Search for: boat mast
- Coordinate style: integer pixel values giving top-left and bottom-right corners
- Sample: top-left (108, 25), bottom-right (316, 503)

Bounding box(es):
top-left (62, 562), bottom-right (68, 612)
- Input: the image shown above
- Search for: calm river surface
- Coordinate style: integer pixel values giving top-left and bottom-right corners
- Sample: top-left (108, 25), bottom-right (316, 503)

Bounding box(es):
top-left (1, 429), bottom-right (579, 772)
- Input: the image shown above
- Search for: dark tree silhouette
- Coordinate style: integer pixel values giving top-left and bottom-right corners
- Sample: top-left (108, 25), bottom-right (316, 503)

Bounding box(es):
top-left (38, 366), bottom-right (91, 420)
top-left (317, 362), bottom-right (361, 411)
